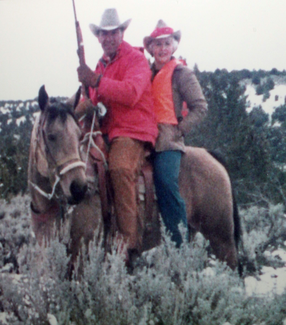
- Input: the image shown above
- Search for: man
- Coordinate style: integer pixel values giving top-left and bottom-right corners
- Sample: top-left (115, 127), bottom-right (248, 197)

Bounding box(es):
top-left (77, 8), bottom-right (158, 264)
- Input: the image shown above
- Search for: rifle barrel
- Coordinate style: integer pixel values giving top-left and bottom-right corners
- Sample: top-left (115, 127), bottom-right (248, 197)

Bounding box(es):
top-left (72, 0), bottom-right (78, 22)
top-left (71, 0), bottom-right (89, 98)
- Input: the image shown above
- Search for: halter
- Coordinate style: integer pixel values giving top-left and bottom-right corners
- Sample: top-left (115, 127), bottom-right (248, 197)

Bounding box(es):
top-left (29, 109), bottom-right (86, 200)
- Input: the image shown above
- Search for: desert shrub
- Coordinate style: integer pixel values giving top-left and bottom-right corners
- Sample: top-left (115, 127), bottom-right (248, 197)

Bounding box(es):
top-left (265, 77), bottom-right (275, 91)
top-left (239, 203), bottom-right (286, 273)
top-left (0, 194), bottom-right (32, 273)
top-left (0, 234), bottom-right (284, 325)
top-left (256, 84), bottom-right (264, 95)
top-left (0, 195), bottom-right (286, 324)
top-left (263, 90), bottom-right (270, 102)
top-left (255, 77), bottom-right (275, 98)
top-left (251, 75), bottom-right (261, 85)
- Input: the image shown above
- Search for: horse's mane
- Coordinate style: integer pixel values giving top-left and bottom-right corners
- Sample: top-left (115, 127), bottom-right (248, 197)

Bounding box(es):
top-left (46, 98), bottom-right (76, 125)
top-left (207, 150), bottom-right (228, 170)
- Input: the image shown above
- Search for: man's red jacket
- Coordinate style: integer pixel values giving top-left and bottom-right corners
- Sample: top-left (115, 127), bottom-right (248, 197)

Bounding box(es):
top-left (89, 41), bottom-right (158, 146)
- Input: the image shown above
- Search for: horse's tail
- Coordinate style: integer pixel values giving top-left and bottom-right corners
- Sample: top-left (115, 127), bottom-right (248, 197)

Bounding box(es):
top-left (207, 150), bottom-right (241, 249)
top-left (231, 189), bottom-right (241, 249)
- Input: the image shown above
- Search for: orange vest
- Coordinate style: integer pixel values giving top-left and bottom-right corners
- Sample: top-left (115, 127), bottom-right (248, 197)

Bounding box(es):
top-left (152, 59), bottom-right (182, 125)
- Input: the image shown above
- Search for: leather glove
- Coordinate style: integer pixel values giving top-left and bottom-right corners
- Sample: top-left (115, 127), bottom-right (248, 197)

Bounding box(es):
top-left (77, 64), bottom-right (101, 88)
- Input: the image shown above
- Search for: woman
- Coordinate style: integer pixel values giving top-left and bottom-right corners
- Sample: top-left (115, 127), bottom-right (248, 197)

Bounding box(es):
top-left (143, 20), bottom-right (208, 247)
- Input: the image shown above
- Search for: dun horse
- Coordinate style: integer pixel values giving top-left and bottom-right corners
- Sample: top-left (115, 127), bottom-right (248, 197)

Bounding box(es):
top-left (29, 86), bottom-right (240, 272)
top-left (28, 86), bottom-right (102, 270)
top-left (140, 147), bottom-right (240, 270)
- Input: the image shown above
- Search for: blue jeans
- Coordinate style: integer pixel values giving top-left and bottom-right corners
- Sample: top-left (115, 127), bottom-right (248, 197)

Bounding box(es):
top-left (153, 150), bottom-right (188, 247)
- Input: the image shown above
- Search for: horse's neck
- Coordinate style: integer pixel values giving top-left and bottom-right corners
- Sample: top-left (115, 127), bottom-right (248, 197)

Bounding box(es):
top-left (30, 115), bottom-right (50, 178)
top-left (29, 167), bottom-right (55, 213)
top-left (81, 113), bottom-right (100, 133)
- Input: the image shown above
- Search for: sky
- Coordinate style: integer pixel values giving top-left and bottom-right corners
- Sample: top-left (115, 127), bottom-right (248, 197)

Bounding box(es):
top-left (0, 0), bottom-right (286, 100)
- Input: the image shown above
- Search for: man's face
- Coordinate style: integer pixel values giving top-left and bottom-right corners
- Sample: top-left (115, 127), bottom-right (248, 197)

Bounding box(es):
top-left (97, 28), bottom-right (123, 58)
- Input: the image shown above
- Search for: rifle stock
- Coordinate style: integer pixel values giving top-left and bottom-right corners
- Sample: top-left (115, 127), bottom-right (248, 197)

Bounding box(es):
top-left (75, 20), bottom-right (85, 66)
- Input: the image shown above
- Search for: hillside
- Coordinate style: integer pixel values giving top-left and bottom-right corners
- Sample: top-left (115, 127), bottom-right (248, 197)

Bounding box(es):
top-left (243, 76), bottom-right (286, 116)
top-left (1, 69), bottom-right (286, 203)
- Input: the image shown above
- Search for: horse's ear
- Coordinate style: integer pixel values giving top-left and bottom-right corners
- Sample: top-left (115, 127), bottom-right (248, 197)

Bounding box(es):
top-left (74, 86), bottom-right (82, 110)
top-left (65, 87), bottom-right (82, 111)
top-left (38, 85), bottom-right (49, 111)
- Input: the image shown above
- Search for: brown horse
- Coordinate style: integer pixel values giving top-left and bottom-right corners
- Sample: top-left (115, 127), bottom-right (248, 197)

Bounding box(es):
top-left (178, 147), bottom-right (240, 269)
top-left (29, 87), bottom-right (240, 272)
top-left (139, 147), bottom-right (240, 271)
top-left (75, 101), bottom-right (241, 271)
top-left (28, 86), bottom-right (102, 270)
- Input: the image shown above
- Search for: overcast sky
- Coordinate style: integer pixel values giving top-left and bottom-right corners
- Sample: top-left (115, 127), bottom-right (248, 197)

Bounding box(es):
top-left (0, 0), bottom-right (285, 100)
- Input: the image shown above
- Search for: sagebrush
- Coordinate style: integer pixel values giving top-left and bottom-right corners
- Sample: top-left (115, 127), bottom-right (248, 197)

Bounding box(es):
top-left (0, 195), bottom-right (286, 324)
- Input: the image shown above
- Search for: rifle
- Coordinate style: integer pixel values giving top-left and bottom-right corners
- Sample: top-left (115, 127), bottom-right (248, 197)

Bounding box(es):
top-left (72, 0), bottom-right (85, 65)
top-left (72, 0), bottom-right (89, 97)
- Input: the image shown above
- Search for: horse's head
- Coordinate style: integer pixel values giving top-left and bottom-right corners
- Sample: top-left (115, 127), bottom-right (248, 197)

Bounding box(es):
top-left (35, 85), bottom-right (87, 205)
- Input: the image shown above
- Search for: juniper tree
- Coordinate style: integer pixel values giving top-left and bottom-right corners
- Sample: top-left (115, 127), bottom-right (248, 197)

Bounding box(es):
top-left (188, 69), bottom-right (272, 203)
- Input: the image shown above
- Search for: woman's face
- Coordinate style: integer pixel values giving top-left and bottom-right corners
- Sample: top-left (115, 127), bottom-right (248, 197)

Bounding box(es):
top-left (152, 36), bottom-right (174, 68)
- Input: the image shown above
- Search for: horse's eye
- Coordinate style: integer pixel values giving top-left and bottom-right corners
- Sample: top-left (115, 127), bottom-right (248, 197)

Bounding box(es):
top-left (47, 134), bottom-right (57, 142)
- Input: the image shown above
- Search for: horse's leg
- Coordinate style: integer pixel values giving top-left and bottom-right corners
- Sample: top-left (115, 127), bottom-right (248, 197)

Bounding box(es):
top-left (32, 217), bottom-right (55, 246)
top-left (31, 203), bottom-right (60, 246)
top-left (198, 215), bottom-right (238, 270)
top-left (207, 234), bottom-right (238, 270)
top-left (69, 194), bottom-right (103, 275)
top-left (185, 208), bottom-right (238, 271)
top-left (180, 147), bottom-right (239, 270)
top-left (192, 209), bottom-right (238, 270)
top-left (187, 225), bottom-right (197, 244)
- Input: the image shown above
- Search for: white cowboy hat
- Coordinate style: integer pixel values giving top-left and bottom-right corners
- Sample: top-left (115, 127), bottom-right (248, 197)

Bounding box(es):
top-left (90, 8), bottom-right (131, 36)
top-left (143, 20), bottom-right (181, 55)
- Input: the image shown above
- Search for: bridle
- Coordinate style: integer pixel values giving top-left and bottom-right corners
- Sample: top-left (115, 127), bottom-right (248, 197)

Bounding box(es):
top-left (29, 108), bottom-right (86, 200)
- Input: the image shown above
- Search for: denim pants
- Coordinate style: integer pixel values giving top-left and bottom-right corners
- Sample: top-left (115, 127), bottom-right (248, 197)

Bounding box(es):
top-left (153, 150), bottom-right (188, 247)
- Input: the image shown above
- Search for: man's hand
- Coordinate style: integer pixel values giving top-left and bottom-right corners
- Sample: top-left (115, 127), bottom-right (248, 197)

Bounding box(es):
top-left (75, 99), bottom-right (94, 119)
top-left (77, 64), bottom-right (101, 88)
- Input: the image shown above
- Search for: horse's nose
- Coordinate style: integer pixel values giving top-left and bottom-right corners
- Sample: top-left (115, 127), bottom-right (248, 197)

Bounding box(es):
top-left (69, 180), bottom-right (87, 204)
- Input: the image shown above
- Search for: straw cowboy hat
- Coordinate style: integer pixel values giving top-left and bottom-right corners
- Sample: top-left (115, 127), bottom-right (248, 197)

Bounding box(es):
top-left (90, 8), bottom-right (131, 36)
top-left (143, 20), bottom-right (181, 55)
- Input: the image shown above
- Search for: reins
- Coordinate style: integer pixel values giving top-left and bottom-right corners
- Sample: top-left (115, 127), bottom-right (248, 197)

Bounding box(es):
top-left (79, 109), bottom-right (111, 225)
top-left (81, 126), bottom-right (108, 170)
top-left (78, 109), bottom-right (108, 168)
top-left (29, 176), bottom-right (61, 200)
